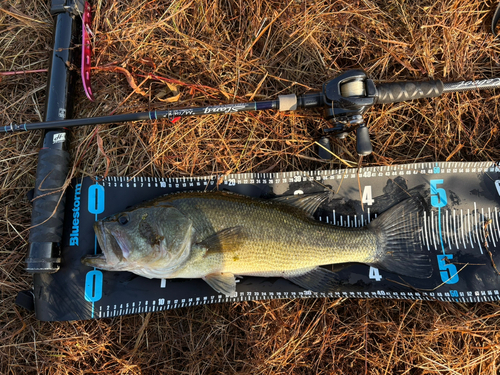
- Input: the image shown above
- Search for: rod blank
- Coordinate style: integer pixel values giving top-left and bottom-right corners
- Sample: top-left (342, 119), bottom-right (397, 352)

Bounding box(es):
top-left (3, 76), bottom-right (500, 134)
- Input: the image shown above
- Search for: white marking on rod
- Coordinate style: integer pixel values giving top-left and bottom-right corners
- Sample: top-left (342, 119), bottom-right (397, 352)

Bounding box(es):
top-left (160, 279), bottom-right (166, 288)
top-left (367, 208), bottom-right (371, 223)
top-left (354, 215), bottom-right (357, 227)
top-left (347, 215), bottom-right (350, 227)
top-left (333, 210), bottom-right (336, 225)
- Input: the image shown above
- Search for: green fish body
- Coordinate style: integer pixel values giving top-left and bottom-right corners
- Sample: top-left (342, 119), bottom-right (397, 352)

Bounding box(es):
top-left (82, 191), bottom-right (431, 296)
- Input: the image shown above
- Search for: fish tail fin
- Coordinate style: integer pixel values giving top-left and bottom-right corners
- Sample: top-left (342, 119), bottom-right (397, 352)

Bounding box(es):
top-left (368, 195), bottom-right (432, 278)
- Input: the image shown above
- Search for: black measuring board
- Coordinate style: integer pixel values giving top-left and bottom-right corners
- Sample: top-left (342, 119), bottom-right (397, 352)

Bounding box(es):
top-left (25, 161), bottom-right (500, 321)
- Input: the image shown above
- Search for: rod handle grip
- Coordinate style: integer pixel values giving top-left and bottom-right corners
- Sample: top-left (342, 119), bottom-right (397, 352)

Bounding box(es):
top-left (375, 80), bottom-right (443, 104)
top-left (28, 148), bottom-right (70, 243)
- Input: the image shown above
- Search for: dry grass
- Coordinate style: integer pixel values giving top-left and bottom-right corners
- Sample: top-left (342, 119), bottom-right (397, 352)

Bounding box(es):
top-left (2, 0), bottom-right (500, 373)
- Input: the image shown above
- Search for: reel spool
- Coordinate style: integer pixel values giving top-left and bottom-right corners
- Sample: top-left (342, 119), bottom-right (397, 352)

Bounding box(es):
top-left (340, 80), bottom-right (366, 97)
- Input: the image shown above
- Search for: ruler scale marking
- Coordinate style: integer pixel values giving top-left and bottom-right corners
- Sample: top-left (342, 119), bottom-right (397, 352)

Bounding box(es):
top-left (480, 207), bottom-right (486, 243)
top-left (460, 209), bottom-right (466, 247)
top-left (32, 162), bottom-right (500, 321)
top-left (430, 212), bottom-right (437, 249)
top-left (495, 208), bottom-right (500, 244)
top-left (445, 210), bottom-right (451, 249)
top-left (489, 207), bottom-right (496, 247)
top-left (468, 209), bottom-right (474, 248)
top-left (423, 211), bottom-right (430, 250)
top-left (453, 209), bottom-right (459, 250)
top-left (474, 203), bottom-right (484, 254)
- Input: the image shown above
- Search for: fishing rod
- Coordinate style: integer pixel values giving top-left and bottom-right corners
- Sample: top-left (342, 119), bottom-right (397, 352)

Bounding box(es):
top-left (4, 70), bottom-right (500, 156)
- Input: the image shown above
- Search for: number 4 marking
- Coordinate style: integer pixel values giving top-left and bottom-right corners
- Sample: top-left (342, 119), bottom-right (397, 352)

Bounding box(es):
top-left (362, 186), bottom-right (374, 206)
top-left (369, 266), bottom-right (382, 281)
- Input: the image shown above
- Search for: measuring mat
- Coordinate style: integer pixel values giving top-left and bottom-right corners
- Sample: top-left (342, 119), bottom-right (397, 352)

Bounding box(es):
top-left (19, 161), bottom-right (500, 321)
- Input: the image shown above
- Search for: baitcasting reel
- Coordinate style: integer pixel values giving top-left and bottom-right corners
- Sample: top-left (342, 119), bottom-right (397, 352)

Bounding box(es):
top-left (314, 70), bottom-right (443, 158)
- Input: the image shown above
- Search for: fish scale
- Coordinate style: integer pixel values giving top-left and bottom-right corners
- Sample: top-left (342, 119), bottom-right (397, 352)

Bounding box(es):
top-left (167, 193), bottom-right (378, 274)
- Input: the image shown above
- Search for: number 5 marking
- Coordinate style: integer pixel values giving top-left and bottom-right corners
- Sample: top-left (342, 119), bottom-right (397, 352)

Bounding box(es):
top-left (430, 179), bottom-right (459, 284)
top-left (437, 254), bottom-right (459, 284)
top-left (430, 179), bottom-right (447, 207)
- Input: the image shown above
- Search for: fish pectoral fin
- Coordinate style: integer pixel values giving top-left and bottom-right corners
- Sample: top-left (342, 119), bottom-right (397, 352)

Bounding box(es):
top-left (198, 226), bottom-right (247, 254)
top-left (190, 244), bottom-right (208, 261)
top-left (285, 267), bottom-right (340, 293)
top-left (203, 272), bottom-right (237, 297)
top-left (273, 192), bottom-right (331, 218)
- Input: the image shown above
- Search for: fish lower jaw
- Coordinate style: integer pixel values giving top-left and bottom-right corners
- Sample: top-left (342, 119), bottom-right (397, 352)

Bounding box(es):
top-left (130, 267), bottom-right (194, 279)
top-left (81, 253), bottom-right (108, 268)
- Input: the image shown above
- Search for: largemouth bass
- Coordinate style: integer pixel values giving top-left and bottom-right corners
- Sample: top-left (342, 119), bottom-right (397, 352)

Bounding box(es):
top-left (82, 191), bottom-right (432, 297)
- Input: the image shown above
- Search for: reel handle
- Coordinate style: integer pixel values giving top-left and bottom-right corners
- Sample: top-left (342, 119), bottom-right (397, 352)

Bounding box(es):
top-left (356, 124), bottom-right (372, 156)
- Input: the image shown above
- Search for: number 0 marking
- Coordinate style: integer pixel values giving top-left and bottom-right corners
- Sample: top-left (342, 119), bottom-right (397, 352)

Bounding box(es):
top-left (88, 184), bottom-right (105, 214)
top-left (85, 270), bottom-right (103, 302)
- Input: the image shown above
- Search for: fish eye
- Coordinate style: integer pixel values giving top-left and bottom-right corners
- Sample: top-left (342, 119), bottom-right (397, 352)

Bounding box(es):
top-left (118, 214), bottom-right (129, 225)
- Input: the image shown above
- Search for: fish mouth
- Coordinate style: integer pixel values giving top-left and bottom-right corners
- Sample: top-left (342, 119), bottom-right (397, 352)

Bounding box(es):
top-left (81, 222), bottom-right (125, 268)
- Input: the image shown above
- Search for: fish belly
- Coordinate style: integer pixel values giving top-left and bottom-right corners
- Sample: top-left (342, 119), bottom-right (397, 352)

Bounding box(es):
top-left (218, 227), bottom-right (377, 276)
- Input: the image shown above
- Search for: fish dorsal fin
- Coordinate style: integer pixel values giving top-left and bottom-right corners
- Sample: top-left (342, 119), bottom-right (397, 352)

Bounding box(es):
top-left (203, 272), bottom-right (237, 297)
top-left (198, 226), bottom-right (247, 254)
top-left (273, 192), bottom-right (331, 218)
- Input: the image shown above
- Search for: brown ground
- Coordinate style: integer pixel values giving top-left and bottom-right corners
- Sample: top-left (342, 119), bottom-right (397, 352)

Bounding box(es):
top-left (2, 0), bottom-right (500, 373)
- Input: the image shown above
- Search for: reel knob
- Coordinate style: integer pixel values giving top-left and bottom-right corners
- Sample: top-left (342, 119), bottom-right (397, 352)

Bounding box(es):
top-left (356, 124), bottom-right (372, 156)
top-left (317, 136), bottom-right (333, 160)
